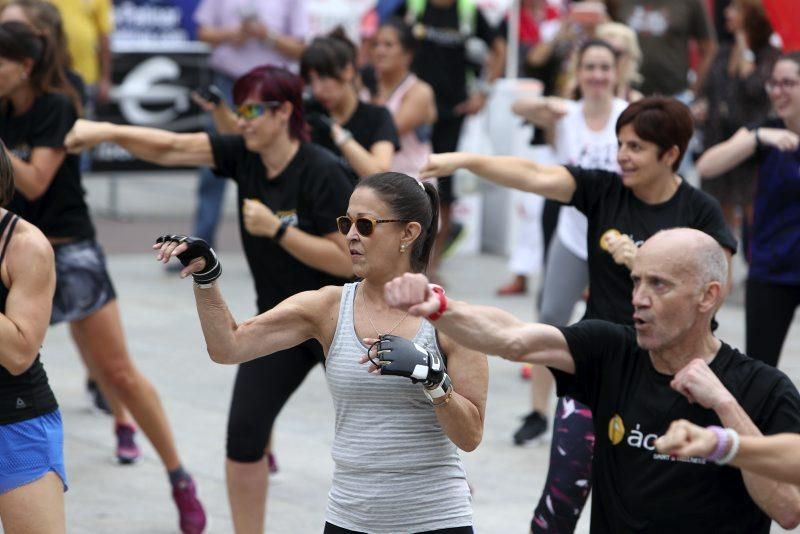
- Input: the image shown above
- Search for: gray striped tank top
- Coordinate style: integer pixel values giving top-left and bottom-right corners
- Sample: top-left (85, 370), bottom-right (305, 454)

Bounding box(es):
top-left (325, 282), bottom-right (472, 533)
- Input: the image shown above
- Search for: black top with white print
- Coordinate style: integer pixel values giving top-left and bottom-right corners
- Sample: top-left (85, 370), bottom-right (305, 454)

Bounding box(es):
top-left (565, 165), bottom-right (737, 326)
top-left (551, 319), bottom-right (800, 534)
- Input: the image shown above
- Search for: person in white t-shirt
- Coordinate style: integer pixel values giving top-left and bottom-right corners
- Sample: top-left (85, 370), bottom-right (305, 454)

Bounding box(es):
top-left (507, 38), bottom-right (629, 533)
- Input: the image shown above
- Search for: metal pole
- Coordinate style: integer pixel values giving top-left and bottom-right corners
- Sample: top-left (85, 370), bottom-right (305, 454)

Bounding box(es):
top-left (505, 0), bottom-right (520, 79)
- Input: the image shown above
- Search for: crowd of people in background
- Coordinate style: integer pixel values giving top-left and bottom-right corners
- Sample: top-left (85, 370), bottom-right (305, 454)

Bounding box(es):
top-left (0, 0), bottom-right (798, 533)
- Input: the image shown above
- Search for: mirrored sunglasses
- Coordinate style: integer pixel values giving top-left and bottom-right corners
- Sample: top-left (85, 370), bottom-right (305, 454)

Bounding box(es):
top-left (235, 101), bottom-right (283, 120)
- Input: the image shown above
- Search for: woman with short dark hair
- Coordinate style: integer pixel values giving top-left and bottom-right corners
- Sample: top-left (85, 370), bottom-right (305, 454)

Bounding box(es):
top-left (301, 29), bottom-right (399, 179)
top-left (421, 95), bottom-right (737, 533)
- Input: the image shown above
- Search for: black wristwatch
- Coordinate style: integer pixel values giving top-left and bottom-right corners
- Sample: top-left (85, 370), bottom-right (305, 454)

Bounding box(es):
top-left (752, 127), bottom-right (762, 150)
top-left (273, 219), bottom-right (290, 242)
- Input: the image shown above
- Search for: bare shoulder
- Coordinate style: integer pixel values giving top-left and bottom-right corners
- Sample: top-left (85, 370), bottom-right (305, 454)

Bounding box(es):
top-left (292, 284), bottom-right (344, 323)
top-left (3, 217), bottom-right (54, 285)
top-left (409, 79), bottom-right (435, 103)
top-left (6, 218), bottom-right (53, 264)
top-left (304, 284), bottom-right (346, 350)
top-left (314, 284), bottom-right (345, 312)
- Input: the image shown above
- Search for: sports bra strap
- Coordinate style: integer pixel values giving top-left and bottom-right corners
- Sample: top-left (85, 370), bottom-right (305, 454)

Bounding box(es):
top-left (0, 211), bottom-right (12, 238)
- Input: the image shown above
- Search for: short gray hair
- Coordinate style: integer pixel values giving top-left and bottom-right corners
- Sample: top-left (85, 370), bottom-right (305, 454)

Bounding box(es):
top-left (693, 237), bottom-right (728, 289)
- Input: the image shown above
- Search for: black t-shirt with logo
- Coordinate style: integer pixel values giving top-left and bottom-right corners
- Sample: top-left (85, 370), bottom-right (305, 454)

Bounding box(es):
top-left (551, 319), bottom-right (800, 534)
top-left (210, 137), bottom-right (354, 313)
top-left (0, 93), bottom-right (94, 240)
top-left (566, 166), bottom-right (737, 325)
top-left (393, 2), bottom-right (497, 116)
top-left (312, 101), bottom-right (399, 170)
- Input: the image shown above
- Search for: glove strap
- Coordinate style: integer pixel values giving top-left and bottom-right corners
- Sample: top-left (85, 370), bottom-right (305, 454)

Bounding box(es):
top-left (427, 284), bottom-right (447, 321)
top-left (191, 252), bottom-right (222, 285)
top-left (424, 373), bottom-right (452, 403)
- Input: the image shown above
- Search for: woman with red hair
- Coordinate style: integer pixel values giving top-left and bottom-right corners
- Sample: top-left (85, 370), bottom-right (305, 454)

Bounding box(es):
top-left (66, 65), bottom-right (356, 533)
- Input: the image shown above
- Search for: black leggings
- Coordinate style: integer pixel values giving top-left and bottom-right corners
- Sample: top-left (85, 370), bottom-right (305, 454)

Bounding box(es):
top-left (745, 278), bottom-right (800, 367)
top-left (323, 523), bottom-right (473, 534)
top-left (226, 338), bottom-right (324, 462)
top-left (531, 396), bottom-right (594, 533)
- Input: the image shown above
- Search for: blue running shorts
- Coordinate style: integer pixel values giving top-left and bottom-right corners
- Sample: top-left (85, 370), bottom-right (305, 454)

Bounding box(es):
top-left (0, 410), bottom-right (68, 495)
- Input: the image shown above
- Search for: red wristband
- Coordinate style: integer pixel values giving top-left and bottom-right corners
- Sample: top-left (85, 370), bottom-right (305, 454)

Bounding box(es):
top-left (427, 284), bottom-right (447, 321)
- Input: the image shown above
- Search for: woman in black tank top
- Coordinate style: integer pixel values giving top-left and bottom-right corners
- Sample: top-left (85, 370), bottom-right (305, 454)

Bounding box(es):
top-left (0, 20), bottom-right (207, 532)
top-left (0, 143), bottom-right (65, 532)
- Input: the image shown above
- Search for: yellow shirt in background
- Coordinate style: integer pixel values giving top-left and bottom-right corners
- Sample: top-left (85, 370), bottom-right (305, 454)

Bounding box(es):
top-left (49, 0), bottom-right (114, 85)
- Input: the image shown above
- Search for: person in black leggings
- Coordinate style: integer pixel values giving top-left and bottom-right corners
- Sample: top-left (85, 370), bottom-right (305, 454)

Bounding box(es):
top-left (420, 97), bottom-right (737, 533)
top-left (697, 52), bottom-right (800, 369)
top-left (65, 65), bottom-right (355, 533)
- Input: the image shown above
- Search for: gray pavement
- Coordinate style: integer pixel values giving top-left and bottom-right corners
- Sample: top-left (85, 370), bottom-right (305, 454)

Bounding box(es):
top-left (29, 173), bottom-right (800, 533)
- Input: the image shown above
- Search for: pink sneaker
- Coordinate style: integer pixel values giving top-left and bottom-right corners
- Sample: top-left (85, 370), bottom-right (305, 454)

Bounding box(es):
top-left (172, 476), bottom-right (207, 534)
top-left (268, 452), bottom-right (279, 474)
top-left (115, 423), bottom-right (140, 464)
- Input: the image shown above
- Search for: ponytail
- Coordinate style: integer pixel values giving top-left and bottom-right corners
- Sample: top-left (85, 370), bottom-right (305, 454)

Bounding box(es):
top-left (357, 172), bottom-right (440, 273)
top-left (416, 181), bottom-right (439, 273)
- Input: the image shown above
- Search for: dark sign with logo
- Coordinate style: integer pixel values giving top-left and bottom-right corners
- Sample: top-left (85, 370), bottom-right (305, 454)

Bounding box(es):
top-left (91, 46), bottom-right (211, 171)
top-left (90, 0), bottom-right (210, 171)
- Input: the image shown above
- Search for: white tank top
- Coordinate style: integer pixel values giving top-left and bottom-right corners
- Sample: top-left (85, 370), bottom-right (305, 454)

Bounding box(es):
top-left (553, 98), bottom-right (628, 260)
top-left (324, 282), bottom-right (472, 533)
top-left (382, 74), bottom-right (433, 180)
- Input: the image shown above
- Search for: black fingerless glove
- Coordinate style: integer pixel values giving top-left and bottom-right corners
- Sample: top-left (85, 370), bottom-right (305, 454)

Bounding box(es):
top-left (374, 334), bottom-right (446, 388)
top-left (155, 234), bottom-right (222, 285)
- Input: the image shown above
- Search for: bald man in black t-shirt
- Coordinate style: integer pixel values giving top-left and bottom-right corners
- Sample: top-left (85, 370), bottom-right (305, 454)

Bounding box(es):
top-left (384, 228), bottom-right (800, 534)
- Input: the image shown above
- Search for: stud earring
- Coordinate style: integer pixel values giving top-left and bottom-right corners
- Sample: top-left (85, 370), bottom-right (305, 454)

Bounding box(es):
top-left (400, 243), bottom-right (407, 253)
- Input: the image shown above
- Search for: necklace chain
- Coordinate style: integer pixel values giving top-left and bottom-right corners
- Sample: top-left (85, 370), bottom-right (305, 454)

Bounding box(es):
top-left (360, 284), bottom-right (409, 337)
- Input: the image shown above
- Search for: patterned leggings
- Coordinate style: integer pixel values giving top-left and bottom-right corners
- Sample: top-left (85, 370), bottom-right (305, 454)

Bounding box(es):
top-left (531, 396), bottom-right (594, 533)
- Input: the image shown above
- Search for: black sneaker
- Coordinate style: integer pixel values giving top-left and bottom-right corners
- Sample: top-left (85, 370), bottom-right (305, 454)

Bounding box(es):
top-left (86, 379), bottom-right (112, 415)
top-left (513, 410), bottom-right (548, 445)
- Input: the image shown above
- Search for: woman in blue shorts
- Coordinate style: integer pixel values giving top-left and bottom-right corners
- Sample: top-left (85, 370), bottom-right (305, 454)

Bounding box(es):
top-left (0, 143), bottom-right (66, 532)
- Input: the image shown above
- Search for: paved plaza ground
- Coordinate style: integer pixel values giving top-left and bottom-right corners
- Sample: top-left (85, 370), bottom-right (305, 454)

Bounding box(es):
top-left (30, 173), bottom-right (800, 533)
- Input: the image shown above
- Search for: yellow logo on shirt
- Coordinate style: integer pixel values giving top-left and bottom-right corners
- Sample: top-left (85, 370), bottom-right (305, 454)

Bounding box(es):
top-left (608, 414), bottom-right (625, 445)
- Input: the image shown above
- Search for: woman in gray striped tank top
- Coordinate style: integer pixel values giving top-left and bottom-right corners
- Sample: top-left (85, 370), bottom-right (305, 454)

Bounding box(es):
top-left (154, 172), bottom-right (488, 533)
